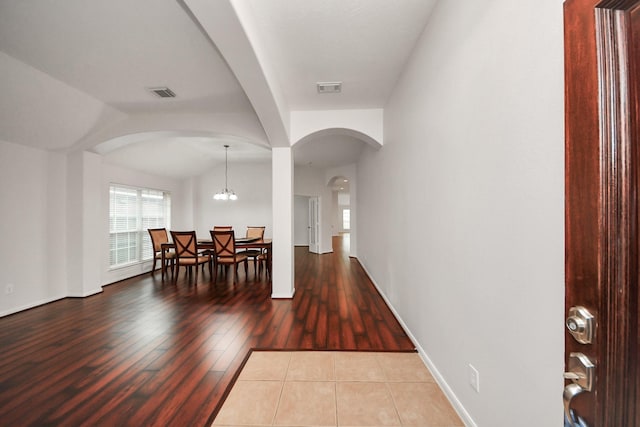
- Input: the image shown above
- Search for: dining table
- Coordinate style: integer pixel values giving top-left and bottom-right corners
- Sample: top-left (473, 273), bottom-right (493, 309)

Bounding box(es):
top-left (160, 236), bottom-right (272, 279)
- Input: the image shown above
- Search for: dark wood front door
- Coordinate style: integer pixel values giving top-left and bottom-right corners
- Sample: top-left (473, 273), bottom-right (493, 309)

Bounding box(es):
top-left (565, 0), bottom-right (640, 425)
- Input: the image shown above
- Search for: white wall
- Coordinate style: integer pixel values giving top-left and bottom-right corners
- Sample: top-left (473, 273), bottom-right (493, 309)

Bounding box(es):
top-left (0, 140), bottom-right (67, 316)
top-left (356, 1), bottom-right (564, 426)
top-left (194, 161), bottom-right (272, 238)
top-left (101, 162), bottom-right (189, 285)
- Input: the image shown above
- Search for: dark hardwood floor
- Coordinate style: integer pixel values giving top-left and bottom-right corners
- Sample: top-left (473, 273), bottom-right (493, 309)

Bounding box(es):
top-left (0, 235), bottom-right (414, 426)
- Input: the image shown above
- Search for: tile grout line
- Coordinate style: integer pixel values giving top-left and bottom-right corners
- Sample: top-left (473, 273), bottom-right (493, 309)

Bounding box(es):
top-left (376, 352), bottom-right (404, 426)
top-left (385, 380), bottom-right (404, 427)
top-left (332, 353), bottom-right (338, 427)
top-left (269, 351), bottom-right (292, 426)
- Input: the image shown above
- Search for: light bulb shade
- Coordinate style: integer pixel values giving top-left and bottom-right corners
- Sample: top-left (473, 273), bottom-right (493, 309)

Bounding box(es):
top-left (214, 145), bottom-right (238, 201)
top-left (213, 188), bottom-right (236, 201)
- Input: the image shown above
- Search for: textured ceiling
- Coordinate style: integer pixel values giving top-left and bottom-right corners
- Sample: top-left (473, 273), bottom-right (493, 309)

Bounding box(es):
top-left (0, 0), bottom-right (252, 114)
top-left (244, 0), bottom-right (436, 110)
top-left (0, 0), bottom-right (436, 176)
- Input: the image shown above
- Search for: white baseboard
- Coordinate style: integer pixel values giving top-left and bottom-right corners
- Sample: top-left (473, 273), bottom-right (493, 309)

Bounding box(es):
top-left (356, 259), bottom-right (477, 427)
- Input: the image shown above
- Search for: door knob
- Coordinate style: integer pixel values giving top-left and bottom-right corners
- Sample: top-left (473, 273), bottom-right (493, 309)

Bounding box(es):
top-left (563, 352), bottom-right (594, 427)
top-left (564, 383), bottom-right (583, 426)
top-left (564, 383), bottom-right (588, 427)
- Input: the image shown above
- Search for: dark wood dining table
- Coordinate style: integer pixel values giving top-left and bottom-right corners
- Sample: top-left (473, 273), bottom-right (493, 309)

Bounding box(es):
top-left (160, 237), bottom-right (272, 278)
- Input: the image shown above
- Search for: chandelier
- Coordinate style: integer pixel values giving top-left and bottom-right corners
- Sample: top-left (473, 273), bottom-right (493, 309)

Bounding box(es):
top-left (213, 145), bottom-right (238, 201)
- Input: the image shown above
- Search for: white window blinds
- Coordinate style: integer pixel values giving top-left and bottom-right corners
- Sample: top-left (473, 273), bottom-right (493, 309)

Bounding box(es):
top-left (109, 185), bottom-right (171, 268)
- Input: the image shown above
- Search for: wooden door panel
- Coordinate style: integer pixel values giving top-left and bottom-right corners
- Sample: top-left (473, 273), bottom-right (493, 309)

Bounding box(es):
top-left (565, 0), bottom-right (640, 425)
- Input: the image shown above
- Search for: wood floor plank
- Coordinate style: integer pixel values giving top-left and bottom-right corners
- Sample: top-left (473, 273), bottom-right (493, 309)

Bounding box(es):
top-left (0, 236), bottom-right (414, 426)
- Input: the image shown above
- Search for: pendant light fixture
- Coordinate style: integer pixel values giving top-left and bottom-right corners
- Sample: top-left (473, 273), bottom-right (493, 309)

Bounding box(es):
top-left (213, 145), bottom-right (238, 201)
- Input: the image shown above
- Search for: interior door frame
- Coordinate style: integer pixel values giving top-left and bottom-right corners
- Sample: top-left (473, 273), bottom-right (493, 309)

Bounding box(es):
top-left (565, 0), bottom-right (640, 425)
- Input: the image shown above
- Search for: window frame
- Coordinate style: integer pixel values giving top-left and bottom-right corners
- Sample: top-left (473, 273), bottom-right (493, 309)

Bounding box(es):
top-left (342, 208), bottom-right (351, 230)
top-left (109, 184), bottom-right (171, 269)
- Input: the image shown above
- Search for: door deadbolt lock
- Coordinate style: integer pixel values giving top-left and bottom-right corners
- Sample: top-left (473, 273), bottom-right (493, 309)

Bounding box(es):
top-left (566, 306), bottom-right (594, 344)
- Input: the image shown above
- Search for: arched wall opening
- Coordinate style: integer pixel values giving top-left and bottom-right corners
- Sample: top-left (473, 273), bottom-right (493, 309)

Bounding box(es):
top-left (292, 127), bottom-right (382, 150)
top-left (89, 129), bottom-right (274, 286)
top-left (292, 127), bottom-right (377, 258)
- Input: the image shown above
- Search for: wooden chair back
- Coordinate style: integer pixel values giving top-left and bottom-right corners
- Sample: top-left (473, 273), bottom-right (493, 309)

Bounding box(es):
top-left (213, 226), bottom-right (233, 231)
top-left (170, 231), bottom-right (199, 259)
top-left (148, 228), bottom-right (169, 252)
top-left (246, 226), bottom-right (265, 239)
top-left (211, 230), bottom-right (236, 257)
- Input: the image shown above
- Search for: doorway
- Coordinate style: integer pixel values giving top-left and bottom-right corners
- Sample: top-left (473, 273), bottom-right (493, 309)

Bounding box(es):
top-left (328, 175), bottom-right (353, 256)
top-left (308, 196), bottom-right (320, 254)
top-left (293, 195), bottom-right (320, 254)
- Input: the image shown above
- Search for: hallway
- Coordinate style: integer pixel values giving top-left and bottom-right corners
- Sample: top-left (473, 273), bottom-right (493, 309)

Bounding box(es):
top-left (0, 236), bottom-right (414, 426)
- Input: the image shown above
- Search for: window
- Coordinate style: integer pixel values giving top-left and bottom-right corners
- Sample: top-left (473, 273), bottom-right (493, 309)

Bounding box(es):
top-left (109, 185), bottom-right (171, 268)
top-left (342, 208), bottom-right (350, 230)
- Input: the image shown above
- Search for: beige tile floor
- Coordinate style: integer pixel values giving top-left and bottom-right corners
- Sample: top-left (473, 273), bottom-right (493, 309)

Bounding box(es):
top-left (212, 351), bottom-right (464, 427)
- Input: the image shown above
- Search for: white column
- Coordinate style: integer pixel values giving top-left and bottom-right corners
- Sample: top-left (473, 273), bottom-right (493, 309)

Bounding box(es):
top-left (67, 150), bottom-right (103, 297)
top-left (271, 147), bottom-right (294, 298)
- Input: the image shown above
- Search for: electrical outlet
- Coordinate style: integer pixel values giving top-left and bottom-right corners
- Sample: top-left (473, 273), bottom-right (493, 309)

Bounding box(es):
top-left (5, 284), bottom-right (14, 295)
top-left (469, 364), bottom-right (480, 393)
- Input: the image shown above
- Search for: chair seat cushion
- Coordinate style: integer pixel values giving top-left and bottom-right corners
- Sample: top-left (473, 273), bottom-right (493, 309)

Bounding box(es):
top-left (241, 249), bottom-right (262, 258)
top-left (178, 256), bottom-right (209, 265)
top-left (217, 253), bottom-right (249, 263)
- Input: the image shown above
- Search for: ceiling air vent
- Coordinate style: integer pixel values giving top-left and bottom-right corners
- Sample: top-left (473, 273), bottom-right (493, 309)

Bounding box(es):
top-left (147, 87), bottom-right (176, 98)
top-left (317, 81), bottom-right (342, 94)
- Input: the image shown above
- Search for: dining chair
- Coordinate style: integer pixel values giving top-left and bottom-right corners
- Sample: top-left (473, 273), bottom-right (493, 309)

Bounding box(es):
top-left (210, 230), bottom-right (248, 284)
top-left (240, 226), bottom-right (265, 274)
top-left (148, 228), bottom-right (175, 277)
top-left (256, 251), bottom-right (271, 278)
top-left (203, 226), bottom-right (233, 271)
top-left (170, 231), bottom-right (211, 281)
